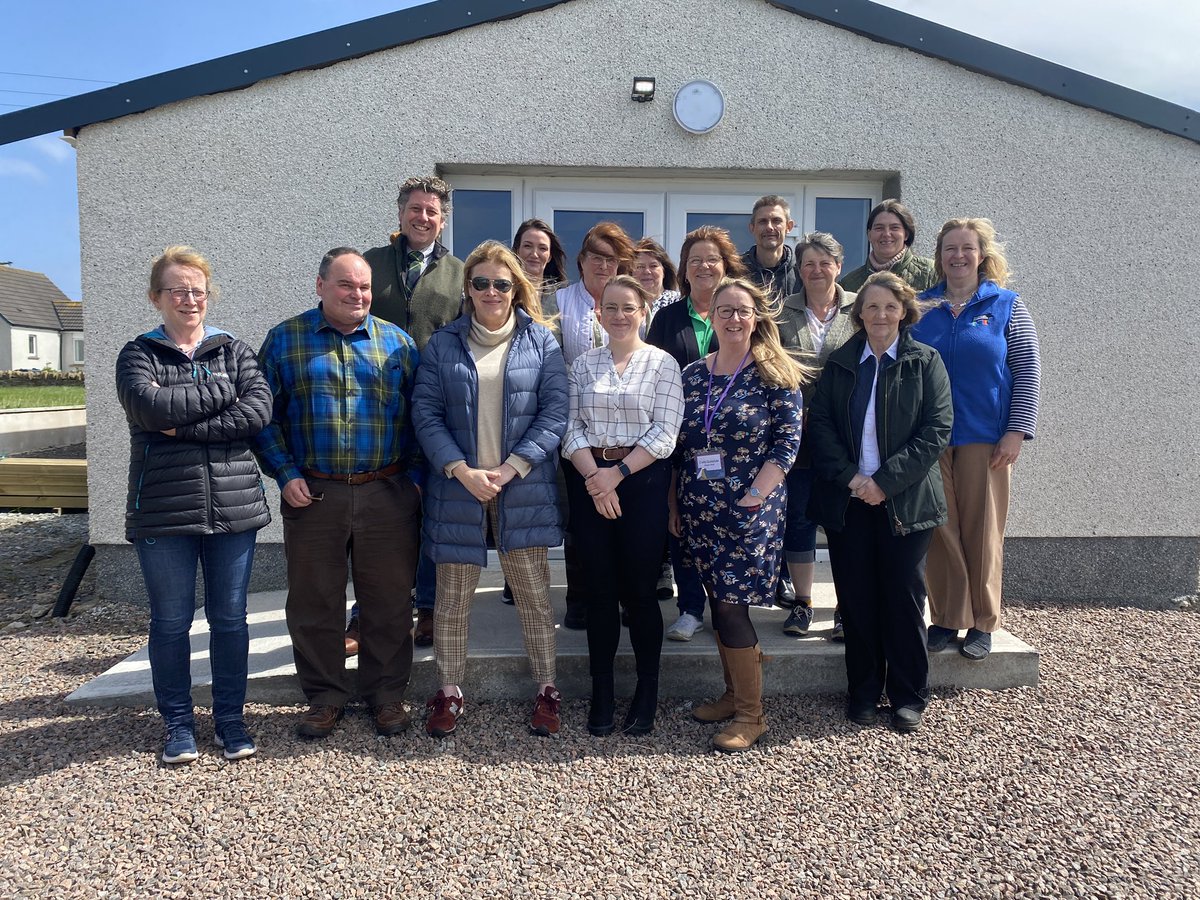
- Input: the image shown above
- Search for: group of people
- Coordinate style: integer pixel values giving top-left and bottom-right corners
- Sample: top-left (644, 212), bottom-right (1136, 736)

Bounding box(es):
top-left (117, 181), bottom-right (1041, 764)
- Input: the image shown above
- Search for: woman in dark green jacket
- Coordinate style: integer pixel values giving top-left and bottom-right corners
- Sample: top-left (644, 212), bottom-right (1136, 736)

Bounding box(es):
top-left (806, 271), bottom-right (952, 733)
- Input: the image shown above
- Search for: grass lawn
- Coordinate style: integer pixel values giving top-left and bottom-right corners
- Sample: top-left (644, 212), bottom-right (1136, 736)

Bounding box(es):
top-left (0, 386), bottom-right (86, 409)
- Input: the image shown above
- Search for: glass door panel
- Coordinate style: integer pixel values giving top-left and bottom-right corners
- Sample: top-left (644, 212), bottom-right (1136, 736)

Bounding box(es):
top-left (803, 184), bottom-right (880, 271)
top-left (532, 190), bottom-right (663, 275)
top-left (667, 192), bottom-right (800, 262)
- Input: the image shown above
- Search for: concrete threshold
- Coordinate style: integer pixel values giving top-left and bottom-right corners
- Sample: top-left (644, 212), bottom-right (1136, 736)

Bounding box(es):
top-left (66, 558), bottom-right (1038, 708)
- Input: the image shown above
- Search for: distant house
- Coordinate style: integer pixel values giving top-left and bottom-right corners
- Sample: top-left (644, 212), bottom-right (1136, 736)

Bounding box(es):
top-left (0, 265), bottom-right (79, 371)
top-left (53, 298), bottom-right (85, 371)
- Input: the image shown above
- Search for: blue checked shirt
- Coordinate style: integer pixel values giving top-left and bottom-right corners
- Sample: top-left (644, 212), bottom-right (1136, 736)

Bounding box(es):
top-left (254, 306), bottom-right (425, 489)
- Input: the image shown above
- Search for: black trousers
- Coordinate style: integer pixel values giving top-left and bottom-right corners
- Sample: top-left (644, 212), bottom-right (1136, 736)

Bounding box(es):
top-left (826, 500), bottom-right (932, 712)
top-left (564, 458), bottom-right (669, 678)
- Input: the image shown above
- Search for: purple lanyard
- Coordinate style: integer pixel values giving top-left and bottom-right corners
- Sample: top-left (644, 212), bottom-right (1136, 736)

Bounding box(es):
top-left (703, 351), bottom-right (751, 438)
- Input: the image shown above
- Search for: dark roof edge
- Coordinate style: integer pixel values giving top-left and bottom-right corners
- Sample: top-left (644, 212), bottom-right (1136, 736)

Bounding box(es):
top-left (773, 0), bottom-right (1196, 144)
top-left (0, 0), bottom-right (1194, 146)
top-left (0, 0), bottom-right (568, 145)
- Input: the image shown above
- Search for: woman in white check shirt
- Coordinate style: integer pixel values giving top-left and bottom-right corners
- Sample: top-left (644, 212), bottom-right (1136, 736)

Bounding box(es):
top-left (563, 274), bottom-right (684, 737)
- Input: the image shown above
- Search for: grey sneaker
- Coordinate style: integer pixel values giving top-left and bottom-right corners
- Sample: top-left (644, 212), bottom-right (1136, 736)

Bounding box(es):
top-left (162, 724), bottom-right (199, 765)
top-left (666, 612), bottom-right (704, 641)
top-left (782, 604), bottom-right (813, 636)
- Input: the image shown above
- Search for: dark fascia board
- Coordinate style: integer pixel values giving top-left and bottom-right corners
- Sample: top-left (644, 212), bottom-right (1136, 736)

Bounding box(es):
top-left (772, 0), bottom-right (1197, 143)
top-left (0, 0), bottom-right (568, 146)
top-left (0, 0), bottom-right (1195, 146)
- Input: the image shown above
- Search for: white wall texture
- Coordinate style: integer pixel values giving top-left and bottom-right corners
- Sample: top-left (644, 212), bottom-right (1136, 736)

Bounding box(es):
top-left (6, 327), bottom-right (60, 371)
top-left (76, 0), bottom-right (1200, 548)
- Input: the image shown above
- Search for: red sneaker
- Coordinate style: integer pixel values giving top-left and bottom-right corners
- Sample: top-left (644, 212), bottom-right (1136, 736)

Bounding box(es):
top-left (530, 686), bottom-right (562, 736)
top-left (425, 689), bottom-right (464, 737)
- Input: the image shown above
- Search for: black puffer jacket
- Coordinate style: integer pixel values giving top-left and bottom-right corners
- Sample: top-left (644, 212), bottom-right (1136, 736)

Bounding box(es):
top-left (116, 327), bottom-right (272, 540)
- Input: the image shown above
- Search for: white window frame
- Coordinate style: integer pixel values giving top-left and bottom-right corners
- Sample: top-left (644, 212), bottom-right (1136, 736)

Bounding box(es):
top-left (27, 334), bottom-right (37, 357)
top-left (802, 182), bottom-right (883, 233)
top-left (73, 337), bottom-right (85, 364)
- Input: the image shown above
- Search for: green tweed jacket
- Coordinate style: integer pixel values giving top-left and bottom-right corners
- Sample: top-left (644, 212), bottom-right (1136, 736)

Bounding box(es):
top-left (364, 234), bottom-right (464, 350)
top-left (839, 248), bottom-right (938, 294)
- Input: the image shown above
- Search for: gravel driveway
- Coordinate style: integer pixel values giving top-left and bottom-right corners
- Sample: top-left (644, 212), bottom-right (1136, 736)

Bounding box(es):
top-left (0, 512), bottom-right (1196, 898)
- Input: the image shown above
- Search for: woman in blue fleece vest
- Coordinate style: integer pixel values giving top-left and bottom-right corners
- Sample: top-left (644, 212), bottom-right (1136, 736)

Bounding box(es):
top-left (912, 219), bottom-right (1041, 661)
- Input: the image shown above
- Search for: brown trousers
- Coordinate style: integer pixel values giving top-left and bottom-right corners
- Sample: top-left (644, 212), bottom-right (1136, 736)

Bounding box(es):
top-left (282, 474), bottom-right (420, 708)
top-left (926, 443), bottom-right (1011, 634)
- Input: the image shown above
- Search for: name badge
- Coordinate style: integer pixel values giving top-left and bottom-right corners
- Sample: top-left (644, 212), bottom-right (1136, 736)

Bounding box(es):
top-left (695, 451), bottom-right (726, 480)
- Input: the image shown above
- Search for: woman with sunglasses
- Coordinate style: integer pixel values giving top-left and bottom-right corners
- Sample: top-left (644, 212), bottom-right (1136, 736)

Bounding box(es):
top-left (413, 241), bottom-right (569, 738)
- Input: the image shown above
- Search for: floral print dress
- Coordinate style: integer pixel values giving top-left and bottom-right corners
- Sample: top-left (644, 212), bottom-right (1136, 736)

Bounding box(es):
top-left (675, 358), bottom-right (802, 606)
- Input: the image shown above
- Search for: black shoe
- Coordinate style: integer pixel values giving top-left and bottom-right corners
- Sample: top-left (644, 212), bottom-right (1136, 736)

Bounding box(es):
top-left (892, 705), bottom-right (923, 732)
top-left (926, 624), bottom-right (957, 652)
top-left (782, 604), bottom-right (813, 636)
top-left (846, 703), bottom-right (879, 726)
top-left (588, 677), bottom-right (615, 736)
top-left (501, 581), bottom-right (515, 605)
top-left (656, 562), bottom-right (674, 600)
top-left (960, 628), bottom-right (992, 660)
top-left (776, 574), bottom-right (797, 609)
top-left (622, 676), bottom-right (658, 736)
top-left (620, 606), bottom-right (630, 628)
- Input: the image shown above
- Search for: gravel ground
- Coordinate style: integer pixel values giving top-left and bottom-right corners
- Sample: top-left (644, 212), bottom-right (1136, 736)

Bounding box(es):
top-left (0, 512), bottom-right (1197, 899)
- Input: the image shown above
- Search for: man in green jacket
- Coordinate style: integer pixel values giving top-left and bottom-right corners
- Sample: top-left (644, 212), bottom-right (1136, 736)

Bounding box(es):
top-left (364, 175), bottom-right (464, 350)
top-left (839, 199), bottom-right (937, 294)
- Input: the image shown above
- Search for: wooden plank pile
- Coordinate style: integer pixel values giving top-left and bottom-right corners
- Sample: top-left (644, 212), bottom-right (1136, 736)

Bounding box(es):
top-left (0, 458), bottom-right (88, 509)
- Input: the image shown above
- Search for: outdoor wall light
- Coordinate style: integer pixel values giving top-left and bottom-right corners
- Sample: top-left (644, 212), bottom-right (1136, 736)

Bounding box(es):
top-left (631, 77), bottom-right (656, 102)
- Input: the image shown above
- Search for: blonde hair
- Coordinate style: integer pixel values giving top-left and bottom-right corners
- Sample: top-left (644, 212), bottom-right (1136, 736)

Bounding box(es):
top-left (462, 241), bottom-right (552, 327)
top-left (933, 217), bottom-right (1011, 288)
top-left (603, 273), bottom-right (653, 311)
top-left (713, 278), bottom-right (815, 392)
top-left (149, 246), bottom-right (218, 301)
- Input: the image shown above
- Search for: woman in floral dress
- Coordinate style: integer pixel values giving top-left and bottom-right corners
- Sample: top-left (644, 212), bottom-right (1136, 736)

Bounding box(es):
top-left (669, 277), bottom-right (809, 752)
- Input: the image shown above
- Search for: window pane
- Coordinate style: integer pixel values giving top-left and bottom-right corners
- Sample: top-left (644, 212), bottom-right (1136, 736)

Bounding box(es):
top-left (554, 210), bottom-right (645, 276)
top-left (452, 190), bottom-right (513, 258)
top-left (685, 212), bottom-right (752, 253)
top-left (815, 197), bottom-right (871, 271)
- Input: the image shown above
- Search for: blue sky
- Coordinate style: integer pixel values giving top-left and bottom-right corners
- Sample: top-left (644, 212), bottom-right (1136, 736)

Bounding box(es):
top-left (1, 0), bottom-right (1197, 301)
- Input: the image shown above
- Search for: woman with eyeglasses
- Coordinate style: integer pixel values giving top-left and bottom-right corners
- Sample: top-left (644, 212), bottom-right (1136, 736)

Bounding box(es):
top-left (670, 277), bottom-right (806, 752)
top-left (116, 246), bottom-right (272, 765)
top-left (647, 225), bottom-right (747, 642)
top-left (564, 274), bottom-right (684, 737)
top-left (555, 221), bottom-right (635, 366)
top-left (413, 241), bottom-right (569, 738)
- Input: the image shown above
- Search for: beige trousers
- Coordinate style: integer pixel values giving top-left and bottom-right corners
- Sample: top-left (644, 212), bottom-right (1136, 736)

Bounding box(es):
top-left (926, 443), bottom-right (1011, 634)
top-left (434, 497), bottom-right (556, 686)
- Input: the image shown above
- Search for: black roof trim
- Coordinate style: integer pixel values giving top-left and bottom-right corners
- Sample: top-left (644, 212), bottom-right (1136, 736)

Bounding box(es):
top-left (0, 0), bottom-right (1194, 146)
top-left (772, 0), bottom-right (1195, 143)
top-left (0, 0), bottom-right (568, 145)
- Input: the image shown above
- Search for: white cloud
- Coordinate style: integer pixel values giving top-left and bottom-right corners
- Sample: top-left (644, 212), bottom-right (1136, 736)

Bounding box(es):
top-left (872, 0), bottom-right (1200, 111)
top-left (30, 134), bottom-right (74, 164)
top-left (0, 157), bottom-right (44, 181)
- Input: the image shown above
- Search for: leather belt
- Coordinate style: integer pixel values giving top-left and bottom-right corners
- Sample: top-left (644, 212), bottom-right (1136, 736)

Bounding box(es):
top-left (302, 463), bottom-right (402, 485)
top-left (590, 446), bottom-right (633, 461)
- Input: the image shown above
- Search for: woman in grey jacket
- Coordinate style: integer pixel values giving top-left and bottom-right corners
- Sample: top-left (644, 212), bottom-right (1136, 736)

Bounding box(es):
top-left (412, 241), bottom-right (568, 739)
top-left (116, 246), bottom-right (272, 765)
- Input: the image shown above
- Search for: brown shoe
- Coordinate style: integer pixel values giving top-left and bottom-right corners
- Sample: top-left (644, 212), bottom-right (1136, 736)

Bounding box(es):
top-left (530, 686), bottom-right (562, 736)
top-left (374, 701), bottom-right (411, 736)
top-left (297, 704), bottom-right (343, 739)
top-left (425, 689), bottom-right (464, 737)
top-left (414, 608), bottom-right (434, 647)
top-left (344, 617), bottom-right (360, 657)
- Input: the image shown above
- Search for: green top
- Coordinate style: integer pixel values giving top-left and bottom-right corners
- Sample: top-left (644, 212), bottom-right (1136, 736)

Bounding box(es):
top-left (839, 248), bottom-right (938, 294)
top-left (687, 298), bottom-right (715, 357)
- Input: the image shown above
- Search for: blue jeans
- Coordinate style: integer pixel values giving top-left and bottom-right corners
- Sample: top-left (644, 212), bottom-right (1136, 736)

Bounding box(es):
top-left (135, 530), bottom-right (257, 728)
top-left (784, 466), bottom-right (818, 563)
top-left (668, 533), bottom-right (707, 618)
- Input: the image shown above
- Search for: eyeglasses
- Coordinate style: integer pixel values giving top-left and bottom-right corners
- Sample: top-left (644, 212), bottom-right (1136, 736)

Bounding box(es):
top-left (585, 250), bottom-right (618, 267)
top-left (686, 256), bottom-right (722, 269)
top-left (470, 276), bottom-right (513, 293)
top-left (158, 288), bottom-right (208, 302)
top-left (714, 306), bottom-right (756, 320)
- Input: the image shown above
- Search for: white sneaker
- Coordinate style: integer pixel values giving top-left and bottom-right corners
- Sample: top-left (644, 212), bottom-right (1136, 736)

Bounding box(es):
top-left (667, 612), bottom-right (704, 641)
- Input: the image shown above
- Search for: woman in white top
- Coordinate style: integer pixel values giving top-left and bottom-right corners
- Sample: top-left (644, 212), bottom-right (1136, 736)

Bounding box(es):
top-left (563, 274), bottom-right (684, 737)
top-left (555, 222), bottom-right (635, 365)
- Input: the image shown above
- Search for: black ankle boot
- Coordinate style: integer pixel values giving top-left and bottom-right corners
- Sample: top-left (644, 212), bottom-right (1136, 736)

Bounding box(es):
top-left (622, 675), bottom-right (658, 735)
top-left (588, 676), bottom-right (615, 736)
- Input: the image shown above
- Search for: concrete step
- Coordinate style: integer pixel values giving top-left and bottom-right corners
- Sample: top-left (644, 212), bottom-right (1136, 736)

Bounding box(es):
top-left (66, 559), bottom-right (1038, 708)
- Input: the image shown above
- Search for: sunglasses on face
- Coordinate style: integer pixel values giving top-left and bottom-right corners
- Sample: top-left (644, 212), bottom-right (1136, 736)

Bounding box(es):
top-left (470, 277), bottom-right (513, 293)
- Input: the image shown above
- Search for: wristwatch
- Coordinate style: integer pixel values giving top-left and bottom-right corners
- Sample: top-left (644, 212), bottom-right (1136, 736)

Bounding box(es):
top-left (617, 462), bottom-right (632, 478)
top-left (748, 486), bottom-right (762, 499)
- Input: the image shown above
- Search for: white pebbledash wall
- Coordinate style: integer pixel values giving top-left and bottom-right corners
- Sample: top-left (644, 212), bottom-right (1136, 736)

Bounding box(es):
top-left (76, 0), bottom-right (1200, 581)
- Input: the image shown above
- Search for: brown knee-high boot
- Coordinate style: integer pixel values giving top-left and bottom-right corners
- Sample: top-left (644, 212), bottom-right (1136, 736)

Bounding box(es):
top-left (692, 634), bottom-right (734, 723)
top-left (712, 643), bottom-right (767, 752)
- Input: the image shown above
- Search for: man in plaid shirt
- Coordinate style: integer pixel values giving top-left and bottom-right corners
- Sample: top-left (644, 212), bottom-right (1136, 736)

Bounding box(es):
top-left (256, 247), bottom-right (424, 739)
